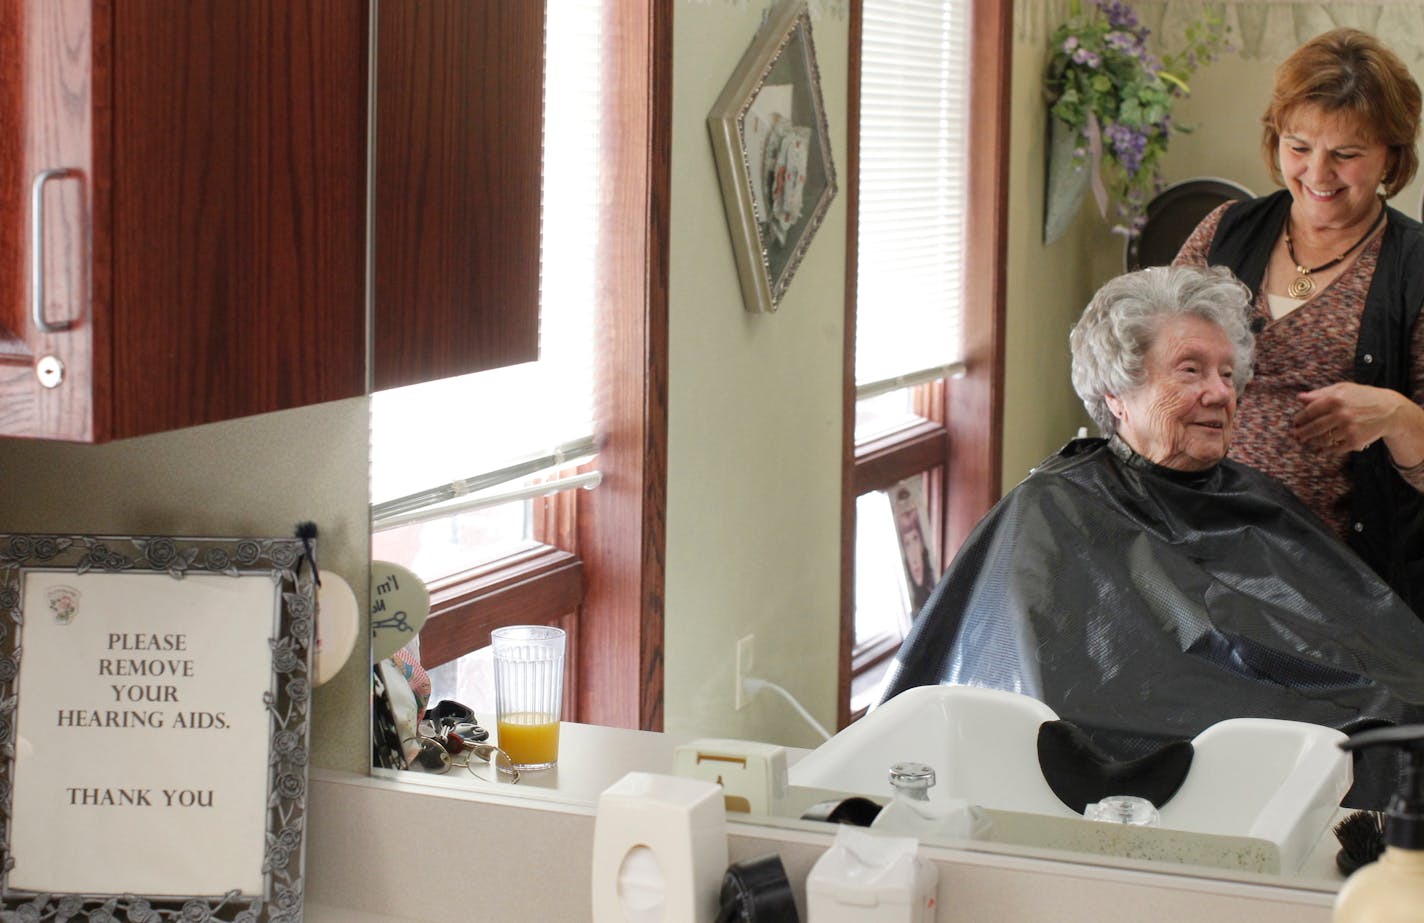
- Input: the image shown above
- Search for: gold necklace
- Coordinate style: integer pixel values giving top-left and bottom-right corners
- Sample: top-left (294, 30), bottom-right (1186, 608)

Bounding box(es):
top-left (1283, 203), bottom-right (1387, 299)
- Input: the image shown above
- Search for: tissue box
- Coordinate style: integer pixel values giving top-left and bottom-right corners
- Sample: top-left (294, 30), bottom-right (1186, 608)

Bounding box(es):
top-left (807, 827), bottom-right (938, 923)
top-left (672, 738), bottom-right (788, 815)
top-left (591, 772), bottom-right (728, 923)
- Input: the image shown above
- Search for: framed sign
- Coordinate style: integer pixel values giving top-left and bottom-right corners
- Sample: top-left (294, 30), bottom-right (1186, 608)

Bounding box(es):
top-left (0, 534), bottom-right (316, 922)
top-left (707, 0), bottom-right (837, 314)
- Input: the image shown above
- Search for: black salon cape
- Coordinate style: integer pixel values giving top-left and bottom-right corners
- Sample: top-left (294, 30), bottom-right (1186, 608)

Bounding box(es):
top-left (880, 437), bottom-right (1424, 809)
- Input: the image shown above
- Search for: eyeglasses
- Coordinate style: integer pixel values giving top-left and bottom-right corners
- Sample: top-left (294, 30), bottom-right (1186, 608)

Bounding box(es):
top-left (405, 727), bottom-right (520, 784)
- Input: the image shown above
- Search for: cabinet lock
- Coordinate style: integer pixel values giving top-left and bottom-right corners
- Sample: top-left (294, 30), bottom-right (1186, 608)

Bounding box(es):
top-left (36, 355), bottom-right (64, 389)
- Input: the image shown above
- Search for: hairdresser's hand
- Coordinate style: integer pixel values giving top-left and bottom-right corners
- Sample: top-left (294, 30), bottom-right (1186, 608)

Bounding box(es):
top-left (1294, 382), bottom-right (1424, 466)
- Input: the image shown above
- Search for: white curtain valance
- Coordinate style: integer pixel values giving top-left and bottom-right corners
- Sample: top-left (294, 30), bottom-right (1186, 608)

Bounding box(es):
top-left (1016, 0), bottom-right (1424, 67)
top-left (684, 0), bottom-right (850, 22)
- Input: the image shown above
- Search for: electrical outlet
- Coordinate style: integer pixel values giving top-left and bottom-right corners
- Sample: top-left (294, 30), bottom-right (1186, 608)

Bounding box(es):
top-left (734, 634), bottom-right (755, 710)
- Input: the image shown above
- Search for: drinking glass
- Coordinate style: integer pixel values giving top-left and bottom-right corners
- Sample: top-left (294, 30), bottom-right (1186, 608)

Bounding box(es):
top-left (490, 625), bottom-right (565, 770)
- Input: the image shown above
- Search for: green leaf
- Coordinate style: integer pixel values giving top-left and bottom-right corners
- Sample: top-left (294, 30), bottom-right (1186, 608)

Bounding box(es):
top-left (1038, 0), bottom-right (1234, 236)
top-left (1159, 70), bottom-right (1190, 93)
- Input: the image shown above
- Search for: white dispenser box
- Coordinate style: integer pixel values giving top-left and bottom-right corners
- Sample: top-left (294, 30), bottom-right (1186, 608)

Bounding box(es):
top-left (672, 738), bottom-right (789, 815)
top-left (807, 827), bottom-right (938, 923)
top-left (591, 771), bottom-right (728, 923)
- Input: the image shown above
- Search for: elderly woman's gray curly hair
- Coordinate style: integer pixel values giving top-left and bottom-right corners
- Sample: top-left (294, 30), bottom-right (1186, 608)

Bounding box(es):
top-left (1070, 265), bottom-right (1255, 436)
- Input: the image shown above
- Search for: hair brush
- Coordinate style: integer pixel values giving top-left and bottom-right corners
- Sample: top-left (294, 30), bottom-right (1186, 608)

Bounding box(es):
top-left (1334, 809), bottom-right (1387, 876)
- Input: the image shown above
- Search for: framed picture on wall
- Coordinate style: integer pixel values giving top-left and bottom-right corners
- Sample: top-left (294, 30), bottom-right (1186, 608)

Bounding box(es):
top-left (0, 534), bottom-right (317, 922)
top-left (888, 477), bottom-right (940, 619)
top-left (707, 0), bottom-right (838, 314)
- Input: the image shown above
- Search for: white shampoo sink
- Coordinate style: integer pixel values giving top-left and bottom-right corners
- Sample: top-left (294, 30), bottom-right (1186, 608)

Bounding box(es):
top-left (788, 685), bottom-right (1351, 872)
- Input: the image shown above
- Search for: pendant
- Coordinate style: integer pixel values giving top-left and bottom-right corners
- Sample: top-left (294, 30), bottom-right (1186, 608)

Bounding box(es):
top-left (1288, 272), bottom-right (1316, 299)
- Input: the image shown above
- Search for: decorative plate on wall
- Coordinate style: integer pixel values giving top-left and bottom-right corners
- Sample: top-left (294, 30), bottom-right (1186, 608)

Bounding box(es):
top-left (708, 0), bottom-right (838, 314)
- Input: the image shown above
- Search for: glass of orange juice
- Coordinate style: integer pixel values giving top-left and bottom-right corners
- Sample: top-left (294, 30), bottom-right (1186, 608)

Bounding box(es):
top-left (490, 625), bottom-right (565, 770)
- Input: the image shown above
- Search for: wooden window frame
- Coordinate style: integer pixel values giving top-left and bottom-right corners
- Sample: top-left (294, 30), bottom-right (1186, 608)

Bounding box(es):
top-left (416, 546), bottom-right (584, 672)
top-left (401, 0), bottom-right (671, 731)
top-left (839, 0), bottom-right (1010, 728)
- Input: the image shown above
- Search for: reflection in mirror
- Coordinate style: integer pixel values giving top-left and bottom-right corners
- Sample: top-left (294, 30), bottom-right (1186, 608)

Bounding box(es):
top-left (706, 0), bottom-right (837, 313)
top-left (369, 0), bottom-right (600, 727)
top-left (364, 0), bottom-right (1382, 901)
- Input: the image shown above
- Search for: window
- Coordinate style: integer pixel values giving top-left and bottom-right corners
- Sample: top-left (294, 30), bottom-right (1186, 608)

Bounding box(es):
top-left (841, 0), bottom-right (1010, 723)
top-left (855, 0), bottom-right (969, 398)
top-left (368, 0), bottom-right (670, 730)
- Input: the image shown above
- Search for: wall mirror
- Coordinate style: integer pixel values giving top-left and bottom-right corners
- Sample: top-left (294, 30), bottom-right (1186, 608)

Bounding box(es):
top-left (365, 0), bottom-right (1424, 899)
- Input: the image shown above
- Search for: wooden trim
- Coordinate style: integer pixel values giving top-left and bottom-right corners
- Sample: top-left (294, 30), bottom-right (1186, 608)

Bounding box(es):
top-left (946, 0), bottom-right (1011, 555)
top-left (640, 0), bottom-right (672, 732)
top-left (418, 548), bottom-right (584, 669)
top-left (420, 544), bottom-right (561, 588)
top-left (574, 0), bottom-right (669, 731)
top-left (851, 631), bottom-right (901, 672)
top-left (838, 0), bottom-right (864, 733)
top-left (532, 473), bottom-right (580, 551)
top-left (853, 421), bottom-right (949, 495)
top-left (426, 546), bottom-right (579, 603)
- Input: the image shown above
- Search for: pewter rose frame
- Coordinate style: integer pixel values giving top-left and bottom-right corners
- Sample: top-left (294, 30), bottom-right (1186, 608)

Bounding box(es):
top-left (708, 0), bottom-right (837, 314)
top-left (0, 535), bottom-right (315, 923)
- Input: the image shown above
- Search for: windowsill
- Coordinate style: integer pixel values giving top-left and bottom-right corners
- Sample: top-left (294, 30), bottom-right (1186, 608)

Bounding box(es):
top-left (367, 720), bottom-right (699, 809)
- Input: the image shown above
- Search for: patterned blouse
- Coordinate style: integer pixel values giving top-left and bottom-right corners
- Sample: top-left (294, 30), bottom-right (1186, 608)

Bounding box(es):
top-left (1174, 203), bottom-right (1424, 540)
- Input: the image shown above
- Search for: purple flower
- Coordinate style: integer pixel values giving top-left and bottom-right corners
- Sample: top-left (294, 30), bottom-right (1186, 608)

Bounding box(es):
top-left (1105, 31), bottom-right (1138, 52)
top-left (1096, 0), bottom-right (1139, 30)
top-left (1072, 48), bottom-right (1101, 68)
top-left (1062, 35), bottom-right (1079, 53)
top-left (1105, 123), bottom-right (1149, 175)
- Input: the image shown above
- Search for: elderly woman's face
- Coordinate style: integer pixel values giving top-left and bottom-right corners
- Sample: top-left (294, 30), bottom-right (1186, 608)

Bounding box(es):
top-left (1106, 314), bottom-right (1238, 471)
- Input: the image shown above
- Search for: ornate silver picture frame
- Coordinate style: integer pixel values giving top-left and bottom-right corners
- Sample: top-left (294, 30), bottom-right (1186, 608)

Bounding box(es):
top-left (708, 0), bottom-right (838, 314)
top-left (0, 534), bottom-right (316, 922)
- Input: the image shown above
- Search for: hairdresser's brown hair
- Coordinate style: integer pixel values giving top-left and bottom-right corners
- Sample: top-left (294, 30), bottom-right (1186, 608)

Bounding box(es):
top-left (1261, 28), bottom-right (1421, 198)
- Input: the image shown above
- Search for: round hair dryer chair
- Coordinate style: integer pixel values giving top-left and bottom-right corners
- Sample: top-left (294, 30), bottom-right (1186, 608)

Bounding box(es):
top-left (1125, 177), bottom-right (1253, 271)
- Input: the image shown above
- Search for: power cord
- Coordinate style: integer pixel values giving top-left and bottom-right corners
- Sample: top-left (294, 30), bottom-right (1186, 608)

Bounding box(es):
top-left (742, 677), bottom-right (832, 742)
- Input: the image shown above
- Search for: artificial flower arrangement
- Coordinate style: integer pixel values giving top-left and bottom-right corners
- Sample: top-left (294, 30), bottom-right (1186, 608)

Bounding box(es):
top-left (1043, 0), bottom-right (1232, 242)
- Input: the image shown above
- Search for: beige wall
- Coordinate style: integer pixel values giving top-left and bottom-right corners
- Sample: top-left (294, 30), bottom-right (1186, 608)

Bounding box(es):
top-left (0, 399), bottom-right (372, 771)
top-left (663, 1), bottom-right (848, 748)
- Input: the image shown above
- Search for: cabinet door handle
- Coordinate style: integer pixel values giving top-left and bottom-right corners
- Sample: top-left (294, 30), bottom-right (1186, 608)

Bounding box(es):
top-left (30, 167), bottom-right (80, 334)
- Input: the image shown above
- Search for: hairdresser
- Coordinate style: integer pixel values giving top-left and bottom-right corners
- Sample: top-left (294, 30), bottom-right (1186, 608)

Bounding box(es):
top-left (1174, 28), bottom-right (1424, 616)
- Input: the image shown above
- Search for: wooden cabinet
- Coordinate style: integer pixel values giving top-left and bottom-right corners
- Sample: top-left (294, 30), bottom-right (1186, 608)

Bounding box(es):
top-left (372, 0), bottom-right (544, 392)
top-left (0, 0), bottom-right (368, 442)
top-left (0, 0), bottom-right (545, 442)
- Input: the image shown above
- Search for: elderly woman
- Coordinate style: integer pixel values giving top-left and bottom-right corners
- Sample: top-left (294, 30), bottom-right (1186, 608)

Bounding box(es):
top-left (881, 266), bottom-right (1424, 808)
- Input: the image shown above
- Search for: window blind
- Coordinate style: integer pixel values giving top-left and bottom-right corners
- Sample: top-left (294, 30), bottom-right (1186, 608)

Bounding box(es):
top-left (854, 0), bottom-right (971, 390)
top-left (369, 0), bottom-right (602, 511)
